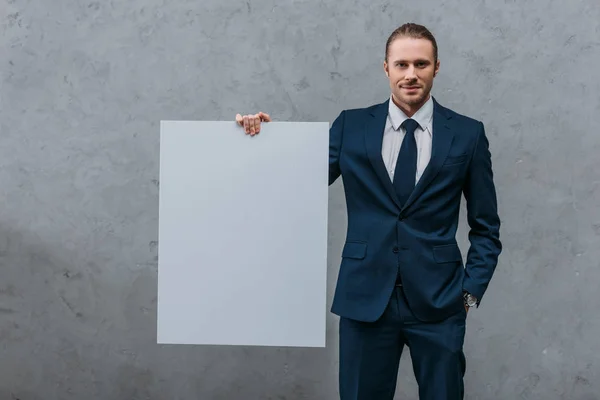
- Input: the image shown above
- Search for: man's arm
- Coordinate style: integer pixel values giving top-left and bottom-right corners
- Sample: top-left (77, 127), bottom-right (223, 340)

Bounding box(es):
top-left (329, 111), bottom-right (345, 185)
top-left (462, 121), bottom-right (502, 304)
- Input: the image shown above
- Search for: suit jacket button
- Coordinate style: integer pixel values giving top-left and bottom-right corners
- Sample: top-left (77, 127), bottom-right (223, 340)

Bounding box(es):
top-left (393, 246), bottom-right (399, 253)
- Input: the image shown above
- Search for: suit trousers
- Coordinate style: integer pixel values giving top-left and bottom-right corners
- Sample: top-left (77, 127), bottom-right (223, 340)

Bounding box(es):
top-left (338, 285), bottom-right (467, 400)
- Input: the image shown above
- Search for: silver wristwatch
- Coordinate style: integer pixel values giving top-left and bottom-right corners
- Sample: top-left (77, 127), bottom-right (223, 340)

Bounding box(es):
top-left (463, 292), bottom-right (478, 308)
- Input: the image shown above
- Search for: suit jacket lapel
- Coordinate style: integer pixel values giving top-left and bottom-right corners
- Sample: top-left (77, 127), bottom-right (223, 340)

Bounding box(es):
top-left (401, 98), bottom-right (455, 212)
top-left (365, 100), bottom-right (403, 208)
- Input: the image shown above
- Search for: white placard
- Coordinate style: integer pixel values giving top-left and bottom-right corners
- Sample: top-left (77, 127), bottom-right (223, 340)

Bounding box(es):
top-left (157, 120), bottom-right (329, 347)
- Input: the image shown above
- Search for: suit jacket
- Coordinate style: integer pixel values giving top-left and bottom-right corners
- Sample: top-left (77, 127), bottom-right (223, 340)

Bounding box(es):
top-left (329, 97), bottom-right (502, 323)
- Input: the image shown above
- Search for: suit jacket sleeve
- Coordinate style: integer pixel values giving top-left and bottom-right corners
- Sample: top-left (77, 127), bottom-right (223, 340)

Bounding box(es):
top-left (329, 110), bottom-right (345, 185)
top-left (462, 121), bottom-right (502, 303)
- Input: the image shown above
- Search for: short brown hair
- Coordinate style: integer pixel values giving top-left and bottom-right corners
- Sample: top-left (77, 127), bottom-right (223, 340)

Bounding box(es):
top-left (385, 23), bottom-right (438, 63)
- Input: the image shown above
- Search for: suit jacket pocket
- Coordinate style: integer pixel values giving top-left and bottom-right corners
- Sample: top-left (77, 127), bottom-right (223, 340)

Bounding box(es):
top-left (342, 241), bottom-right (367, 259)
top-left (433, 244), bottom-right (462, 263)
top-left (443, 154), bottom-right (467, 166)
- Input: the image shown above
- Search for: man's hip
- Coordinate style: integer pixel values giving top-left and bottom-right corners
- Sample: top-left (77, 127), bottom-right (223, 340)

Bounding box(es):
top-left (338, 285), bottom-right (467, 400)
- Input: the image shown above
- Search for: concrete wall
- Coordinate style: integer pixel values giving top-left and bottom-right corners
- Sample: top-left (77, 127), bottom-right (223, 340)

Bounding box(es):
top-left (2, 0), bottom-right (599, 398)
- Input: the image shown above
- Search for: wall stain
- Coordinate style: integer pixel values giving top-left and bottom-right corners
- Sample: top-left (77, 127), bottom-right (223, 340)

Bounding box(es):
top-left (59, 295), bottom-right (82, 318)
top-left (0, 284), bottom-right (17, 297)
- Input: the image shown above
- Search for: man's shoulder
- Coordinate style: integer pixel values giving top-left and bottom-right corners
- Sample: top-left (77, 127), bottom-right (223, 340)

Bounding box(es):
top-left (434, 99), bottom-right (487, 144)
top-left (339, 100), bottom-right (388, 118)
top-left (436, 101), bottom-right (482, 127)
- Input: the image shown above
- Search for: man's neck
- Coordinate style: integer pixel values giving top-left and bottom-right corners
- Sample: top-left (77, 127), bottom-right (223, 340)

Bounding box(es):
top-left (391, 94), bottom-right (431, 118)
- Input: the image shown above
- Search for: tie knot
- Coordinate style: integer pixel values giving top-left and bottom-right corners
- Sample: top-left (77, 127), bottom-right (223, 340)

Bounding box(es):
top-left (401, 118), bottom-right (419, 135)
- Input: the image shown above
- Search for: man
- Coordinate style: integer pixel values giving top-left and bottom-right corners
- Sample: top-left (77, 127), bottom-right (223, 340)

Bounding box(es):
top-left (236, 23), bottom-right (501, 400)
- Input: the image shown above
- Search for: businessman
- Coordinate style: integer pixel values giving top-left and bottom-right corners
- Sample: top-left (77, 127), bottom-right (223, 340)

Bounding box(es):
top-left (236, 23), bottom-right (502, 400)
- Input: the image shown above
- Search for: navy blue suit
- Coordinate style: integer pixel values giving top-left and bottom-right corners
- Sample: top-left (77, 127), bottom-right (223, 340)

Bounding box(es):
top-left (328, 97), bottom-right (502, 399)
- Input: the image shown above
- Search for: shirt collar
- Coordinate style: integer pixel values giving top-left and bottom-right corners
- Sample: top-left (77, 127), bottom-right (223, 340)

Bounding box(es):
top-left (388, 95), bottom-right (434, 132)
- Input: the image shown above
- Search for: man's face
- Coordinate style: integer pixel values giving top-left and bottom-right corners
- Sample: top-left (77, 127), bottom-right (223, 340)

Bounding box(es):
top-left (383, 37), bottom-right (440, 114)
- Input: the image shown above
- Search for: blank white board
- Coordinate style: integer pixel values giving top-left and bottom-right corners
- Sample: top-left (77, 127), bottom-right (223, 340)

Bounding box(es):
top-left (157, 120), bottom-right (329, 347)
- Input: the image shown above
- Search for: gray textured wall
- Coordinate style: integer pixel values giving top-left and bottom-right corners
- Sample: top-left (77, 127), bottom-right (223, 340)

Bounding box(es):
top-left (1, 0), bottom-right (599, 399)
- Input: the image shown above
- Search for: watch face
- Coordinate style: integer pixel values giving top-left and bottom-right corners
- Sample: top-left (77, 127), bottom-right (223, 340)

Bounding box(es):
top-left (466, 295), bottom-right (477, 307)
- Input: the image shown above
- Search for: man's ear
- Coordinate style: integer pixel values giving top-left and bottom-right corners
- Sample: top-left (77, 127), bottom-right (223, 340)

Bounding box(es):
top-left (433, 59), bottom-right (440, 77)
top-left (383, 60), bottom-right (389, 77)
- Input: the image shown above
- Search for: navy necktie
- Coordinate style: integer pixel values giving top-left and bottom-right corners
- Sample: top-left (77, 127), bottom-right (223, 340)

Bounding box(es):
top-left (393, 118), bottom-right (419, 206)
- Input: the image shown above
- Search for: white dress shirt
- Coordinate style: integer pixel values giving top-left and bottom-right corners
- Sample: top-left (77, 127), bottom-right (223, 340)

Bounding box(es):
top-left (381, 96), bottom-right (434, 184)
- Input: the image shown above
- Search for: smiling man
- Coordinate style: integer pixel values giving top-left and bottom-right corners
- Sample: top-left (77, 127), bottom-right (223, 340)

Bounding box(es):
top-left (236, 23), bottom-right (502, 400)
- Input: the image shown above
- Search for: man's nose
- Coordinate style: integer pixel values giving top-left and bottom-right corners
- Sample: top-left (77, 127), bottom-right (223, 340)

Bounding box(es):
top-left (405, 66), bottom-right (417, 80)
